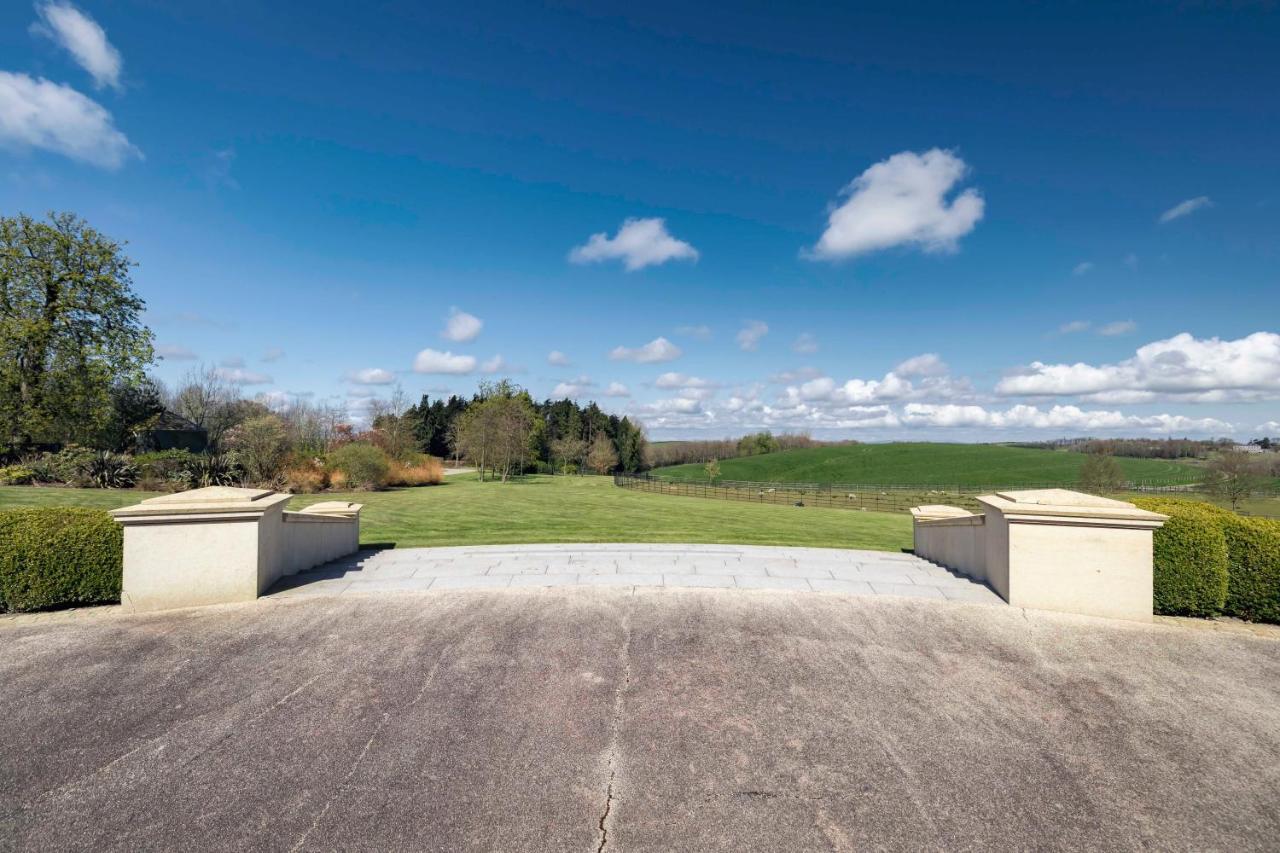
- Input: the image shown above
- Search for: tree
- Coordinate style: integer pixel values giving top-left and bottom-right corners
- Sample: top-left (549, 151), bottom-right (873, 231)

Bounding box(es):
top-left (550, 434), bottom-right (587, 474)
top-left (222, 414), bottom-right (288, 484)
top-left (587, 434), bottom-right (619, 474)
top-left (1078, 448), bottom-right (1123, 494)
top-left (0, 212), bottom-right (154, 452)
top-left (369, 385), bottom-right (416, 461)
top-left (1206, 450), bottom-right (1266, 511)
top-left (705, 458), bottom-right (721, 483)
top-left (451, 381), bottom-right (537, 482)
top-left (99, 376), bottom-right (165, 451)
top-left (169, 365), bottom-right (239, 449)
top-left (614, 416), bottom-right (649, 472)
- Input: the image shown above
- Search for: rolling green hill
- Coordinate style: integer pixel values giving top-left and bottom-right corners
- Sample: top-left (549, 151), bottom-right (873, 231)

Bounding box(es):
top-left (652, 443), bottom-right (1204, 487)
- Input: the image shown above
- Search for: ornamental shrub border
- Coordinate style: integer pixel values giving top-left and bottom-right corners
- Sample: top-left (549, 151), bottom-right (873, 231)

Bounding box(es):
top-left (1133, 497), bottom-right (1280, 624)
top-left (0, 507), bottom-right (122, 613)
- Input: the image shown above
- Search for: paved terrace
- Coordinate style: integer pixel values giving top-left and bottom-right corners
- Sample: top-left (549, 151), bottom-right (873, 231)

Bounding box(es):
top-left (3, 589), bottom-right (1278, 850)
top-left (268, 543), bottom-right (1006, 604)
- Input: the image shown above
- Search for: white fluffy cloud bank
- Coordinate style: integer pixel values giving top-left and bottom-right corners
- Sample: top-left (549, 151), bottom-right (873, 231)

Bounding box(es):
top-left (569, 218), bottom-right (699, 271)
top-left (413, 349), bottom-right (477, 375)
top-left (808, 149), bottom-right (984, 260)
top-left (609, 336), bottom-right (682, 364)
top-left (348, 368), bottom-right (396, 385)
top-left (32, 2), bottom-right (123, 90)
top-left (996, 332), bottom-right (1280, 403)
top-left (440, 308), bottom-right (482, 343)
top-left (0, 71), bottom-right (139, 168)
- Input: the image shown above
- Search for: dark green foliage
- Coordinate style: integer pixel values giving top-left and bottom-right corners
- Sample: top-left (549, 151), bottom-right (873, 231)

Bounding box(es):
top-left (0, 507), bottom-right (122, 612)
top-left (737, 431), bottom-right (780, 457)
top-left (134, 449), bottom-right (200, 483)
top-left (186, 453), bottom-right (243, 488)
top-left (1132, 498), bottom-right (1230, 616)
top-left (83, 451), bottom-right (138, 489)
top-left (1221, 515), bottom-right (1280, 624)
top-left (1079, 450), bottom-right (1124, 494)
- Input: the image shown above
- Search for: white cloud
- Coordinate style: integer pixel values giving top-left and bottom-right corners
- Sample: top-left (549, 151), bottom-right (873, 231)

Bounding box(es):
top-left (769, 366), bottom-right (823, 384)
top-left (480, 354), bottom-right (510, 373)
top-left (347, 368), bottom-right (396, 385)
top-left (1072, 261), bottom-right (1094, 276)
top-left (603, 382), bottom-right (630, 397)
top-left (214, 367), bottom-right (272, 386)
top-left (901, 403), bottom-right (1231, 435)
top-left (654, 372), bottom-right (716, 389)
top-left (675, 324), bottom-right (712, 340)
top-left (1058, 320), bottom-right (1091, 335)
top-left (0, 72), bottom-right (139, 168)
top-left (413, 348), bottom-right (477, 374)
top-left (441, 307), bottom-right (482, 343)
top-left (1097, 320), bottom-right (1137, 337)
top-left (219, 356), bottom-right (245, 369)
top-left (893, 353), bottom-right (948, 377)
top-left (569, 217), bottom-right (699, 271)
top-left (996, 332), bottom-right (1280, 402)
top-left (736, 320), bottom-right (768, 351)
top-left (32, 1), bottom-right (122, 90)
top-left (1159, 196), bottom-right (1213, 224)
top-left (553, 376), bottom-right (595, 398)
top-left (261, 347), bottom-right (285, 363)
top-left (609, 336), bottom-right (682, 364)
top-left (792, 332), bottom-right (819, 354)
top-left (807, 148), bottom-right (984, 260)
top-left (547, 350), bottom-right (571, 367)
top-left (155, 343), bottom-right (197, 361)
top-left (1258, 421), bottom-right (1280, 433)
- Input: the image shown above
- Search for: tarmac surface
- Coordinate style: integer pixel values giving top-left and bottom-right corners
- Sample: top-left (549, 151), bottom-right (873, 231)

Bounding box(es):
top-left (3, 587), bottom-right (1279, 851)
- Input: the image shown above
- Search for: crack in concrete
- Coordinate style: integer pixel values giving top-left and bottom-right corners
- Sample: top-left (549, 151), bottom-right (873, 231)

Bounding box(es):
top-left (595, 605), bottom-right (633, 853)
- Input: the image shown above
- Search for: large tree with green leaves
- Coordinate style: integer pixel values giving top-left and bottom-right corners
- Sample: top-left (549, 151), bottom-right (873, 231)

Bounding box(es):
top-left (0, 212), bottom-right (154, 452)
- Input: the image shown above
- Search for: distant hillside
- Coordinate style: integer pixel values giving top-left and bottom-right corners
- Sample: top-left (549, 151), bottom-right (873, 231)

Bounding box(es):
top-left (651, 443), bottom-right (1203, 487)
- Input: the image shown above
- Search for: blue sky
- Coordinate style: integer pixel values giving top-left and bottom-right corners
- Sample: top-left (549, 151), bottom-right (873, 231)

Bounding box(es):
top-left (2, 0), bottom-right (1278, 440)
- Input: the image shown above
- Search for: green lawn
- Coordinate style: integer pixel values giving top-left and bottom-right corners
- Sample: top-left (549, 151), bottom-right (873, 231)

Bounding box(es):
top-left (0, 475), bottom-right (913, 552)
top-left (655, 442), bottom-right (1204, 487)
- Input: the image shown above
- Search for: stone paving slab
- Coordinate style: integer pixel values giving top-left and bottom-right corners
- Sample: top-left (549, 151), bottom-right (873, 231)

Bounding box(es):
top-left (267, 544), bottom-right (1005, 608)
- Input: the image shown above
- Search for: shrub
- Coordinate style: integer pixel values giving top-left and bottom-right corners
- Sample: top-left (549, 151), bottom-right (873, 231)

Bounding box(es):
top-left (386, 455), bottom-right (444, 487)
top-left (0, 465), bottom-right (36, 485)
top-left (187, 453), bottom-right (243, 488)
top-left (284, 462), bottom-right (329, 494)
top-left (1132, 497), bottom-right (1230, 617)
top-left (134, 449), bottom-right (199, 483)
top-left (222, 415), bottom-right (289, 485)
top-left (32, 446), bottom-right (97, 484)
top-left (82, 451), bottom-right (138, 489)
top-left (0, 508), bottom-right (122, 612)
top-left (1221, 515), bottom-right (1280, 624)
top-left (327, 442), bottom-right (390, 490)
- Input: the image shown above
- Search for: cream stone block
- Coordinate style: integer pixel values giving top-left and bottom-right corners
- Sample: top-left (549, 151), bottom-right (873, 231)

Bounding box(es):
top-left (111, 487), bottom-right (362, 612)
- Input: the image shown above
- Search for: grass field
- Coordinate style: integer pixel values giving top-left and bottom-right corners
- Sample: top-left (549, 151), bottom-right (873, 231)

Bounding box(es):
top-left (0, 475), bottom-right (912, 552)
top-left (654, 442), bottom-right (1205, 486)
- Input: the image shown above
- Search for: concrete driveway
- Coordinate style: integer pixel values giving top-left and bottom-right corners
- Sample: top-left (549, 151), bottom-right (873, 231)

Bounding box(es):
top-left (2, 588), bottom-right (1279, 851)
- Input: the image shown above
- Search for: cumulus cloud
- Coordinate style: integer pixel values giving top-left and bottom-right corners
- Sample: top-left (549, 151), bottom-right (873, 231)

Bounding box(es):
top-left (1258, 421), bottom-right (1280, 433)
top-left (0, 72), bottom-right (139, 168)
top-left (413, 348), bottom-right (476, 375)
top-left (653, 372), bottom-right (716, 390)
top-left (996, 332), bottom-right (1280, 402)
top-left (1072, 261), bottom-right (1094, 276)
top-left (1159, 196), bottom-right (1213, 224)
top-left (441, 308), bottom-right (482, 343)
top-left (736, 320), bottom-right (768, 352)
top-left (1097, 320), bottom-right (1137, 337)
top-left (214, 367), bottom-right (272, 386)
top-left (155, 343), bottom-right (197, 361)
top-left (609, 336), bottom-right (682, 364)
top-left (347, 368), bottom-right (396, 385)
top-left (547, 350), bottom-right (571, 367)
top-left (807, 148), bottom-right (984, 260)
top-left (901, 403), bottom-right (1231, 434)
top-left (569, 218), bottom-right (699, 271)
top-left (792, 332), bottom-right (819, 354)
top-left (1058, 320), bottom-right (1091, 335)
top-left (603, 382), bottom-right (630, 397)
top-left (32, 1), bottom-right (122, 90)
top-left (893, 353), bottom-right (948, 378)
top-left (553, 376), bottom-right (595, 398)
top-left (480, 354), bottom-right (512, 373)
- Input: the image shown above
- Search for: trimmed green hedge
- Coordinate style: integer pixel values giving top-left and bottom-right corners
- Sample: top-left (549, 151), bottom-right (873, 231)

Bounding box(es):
top-left (0, 508), bottom-right (122, 613)
top-left (1221, 515), bottom-right (1280, 624)
top-left (1132, 497), bottom-right (1230, 617)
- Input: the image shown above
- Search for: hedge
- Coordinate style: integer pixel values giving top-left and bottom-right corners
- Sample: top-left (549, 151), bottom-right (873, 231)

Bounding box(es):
top-left (1131, 497), bottom-right (1230, 617)
top-left (0, 508), bottom-right (123, 613)
top-left (1220, 515), bottom-right (1280, 624)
